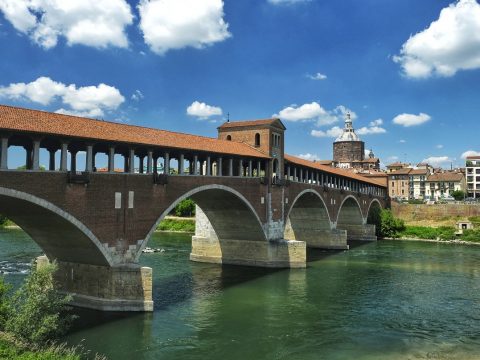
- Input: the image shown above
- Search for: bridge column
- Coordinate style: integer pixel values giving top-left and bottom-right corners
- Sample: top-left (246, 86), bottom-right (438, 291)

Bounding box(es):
top-left (207, 156), bottom-right (211, 176)
top-left (238, 159), bottom-right (243, 177)
top-left (0, 136), bottom-right (8, 169)
top-left (70, 150), bottom-right (78, 172)
top-left (139, 156), bottom-right (144, 174)
top-left (217, 157), bottom-right (222, 176)
top-left (128, 149), bottom-right (135, 173)
top-left (193, 155), bottom-right (198, 175)
top-left (48, 149), bottom-right (55, 171)
top-left (228, 158), bottom-right (233, 176)
top-left (147, 151), bottom-right (153, 174)
top-left (257, 160), bottom-right (261, 177)
top-left (60, 142), bottom-right (68, 171)
top-left (178, 154), bottom-right (184, 175)
top-left (85, 144), bottom-right (93, 172)
top-left (164, 152), bottom-right (170, 174)
top-left (108, 146), bottom-right (115, 173)
top-left (248, 160), bottom-right (252, 177)
top-left (32, 139), bottom-right (40, 171)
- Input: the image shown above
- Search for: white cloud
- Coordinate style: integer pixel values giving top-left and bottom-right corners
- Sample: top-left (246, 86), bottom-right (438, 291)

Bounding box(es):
top-left (357, 125), bottom-right (386, 135)
top-left (186, 101), bottom-right (222, 119)
top-left (138, 0), bottom-right (231, 55)
top-left (273, 102), bottom-right (355, 126)
top-left (369, 118), bottom-right (383, 126)
top-left (0, 0), bottom-right (133, 49)
top-left (311, 126), bottom-right (343, 138)
top-left (298, 153), bottom-right (320, 161)
top-left (388, 156), bottom-right (399, 161)
top-left (393, 112), bottom-right (431, 127)
top-left (394, 0), bottom-right (480, 78)
top-left (422, 156), bottom-right (452, 167)
top-left (307, 72), bottom-right (327, 80)
top-left (0, 76), bottom-right (125, 117)
top-left (436, 144), bottom-right (444, 149)
top-left (399, 139), bottom-right (406, 143)
top-left (461, 150), bottom-right (480, 158)
top-left (131, 90), bottom-right (144, 101)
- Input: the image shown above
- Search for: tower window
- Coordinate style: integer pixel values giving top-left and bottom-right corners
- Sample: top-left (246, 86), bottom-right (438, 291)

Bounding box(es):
top-left (255, 133), bottom-right (260, 147)
top-left (226, 135), bottom-right (232, 141)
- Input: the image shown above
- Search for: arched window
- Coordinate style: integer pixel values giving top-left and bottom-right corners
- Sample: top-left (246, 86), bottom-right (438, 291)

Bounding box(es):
top-left (226, 135), bottom-right (232, 141)
top-left (254, 133), bottom-right (260, 147)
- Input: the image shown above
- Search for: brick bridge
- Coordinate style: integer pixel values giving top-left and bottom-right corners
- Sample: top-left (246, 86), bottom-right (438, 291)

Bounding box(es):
top-left (0, 105), bottom-right (387, 311)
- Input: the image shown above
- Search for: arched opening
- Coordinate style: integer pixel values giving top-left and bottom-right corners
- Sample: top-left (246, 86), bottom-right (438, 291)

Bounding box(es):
top-left (254, 133), bottom-right (260, 147)
top-left (336, 196), bottom-right (367, 242)
top-left (284, 190), bottom-right (331, 248)
top-left (366, 200), bottom-right (382, 237)
top-left (0, 187), bottom-right (112, 266)
top-left (226, 135), bottom-right (232, 141)
top-left (273, 159), bottom-right (279, 179)
top-left (137, 185), bottom-right (267, 262)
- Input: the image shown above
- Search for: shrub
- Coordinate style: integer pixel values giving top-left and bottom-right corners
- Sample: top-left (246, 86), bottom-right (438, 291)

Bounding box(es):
top-left (367, 205), bottom-right (381, 237)
top-left (0, 277), bottom-right (10, 330)
top-left (0, 215), bottom-right (8, 228)
top-left (461, 229), bottom-right (480, 242)
top-left (379, 209), bottom-right (405, 238)
top-left (158, 218), bottom-right (195, 232)
top-left (451, 190), bottom-right (465, 201)
top-left (174, 199), bottom-right (196, 217)
top-left (5, 262), bottom-right (75, 345)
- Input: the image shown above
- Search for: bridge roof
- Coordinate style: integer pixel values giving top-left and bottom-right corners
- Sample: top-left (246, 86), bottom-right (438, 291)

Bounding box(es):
top-left (0, 105), bottom-right (269, 159)
top-left (284, 154), bottom-right (386, 187)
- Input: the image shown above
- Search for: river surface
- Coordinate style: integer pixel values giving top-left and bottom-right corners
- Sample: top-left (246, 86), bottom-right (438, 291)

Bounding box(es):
top-left (1, 228), bottom-right (480, 359)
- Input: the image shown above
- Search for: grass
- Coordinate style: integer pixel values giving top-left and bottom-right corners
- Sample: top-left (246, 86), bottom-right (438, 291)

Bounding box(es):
top-left (157, 218), bottom-right (195, 233)
top-left (398, 225), bottom-right (480, 242)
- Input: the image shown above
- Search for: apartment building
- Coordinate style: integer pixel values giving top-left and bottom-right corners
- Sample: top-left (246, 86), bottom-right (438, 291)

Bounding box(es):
top-left (466, 156), bottom-right (480, 198)
top-left (425, 172), bottom-right (465, 200)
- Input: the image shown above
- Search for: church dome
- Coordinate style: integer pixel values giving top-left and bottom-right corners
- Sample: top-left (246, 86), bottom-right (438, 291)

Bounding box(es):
top-left (335, 113), bottom-right (361, 142)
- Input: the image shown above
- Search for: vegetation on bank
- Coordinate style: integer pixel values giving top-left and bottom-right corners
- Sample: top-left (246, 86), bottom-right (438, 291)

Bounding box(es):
top-left (157, 218), bottom-right (195, 232)
top-left (0, 262), bottom-right (102, 359)
top-left (0, 215), bottom-right (15, 228)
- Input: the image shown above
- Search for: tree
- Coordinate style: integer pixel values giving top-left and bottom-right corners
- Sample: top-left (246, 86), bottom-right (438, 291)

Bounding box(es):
top-left (174, 199), bottom-right (196, 217)
top-left (451, 190), bottom-right (465, 201)
top-left (367, 204), bottom-right (382, 237)
top-left (5, 261), bottom-right (75, 345)
top-left (0, 277), bottom-right (10, 330)
top-left (379, 209), bottom-right (405, 238)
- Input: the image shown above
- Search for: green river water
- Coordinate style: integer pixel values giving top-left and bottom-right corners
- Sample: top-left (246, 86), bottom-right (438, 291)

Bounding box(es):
top-left (1, 228), bottom-right (480, 360)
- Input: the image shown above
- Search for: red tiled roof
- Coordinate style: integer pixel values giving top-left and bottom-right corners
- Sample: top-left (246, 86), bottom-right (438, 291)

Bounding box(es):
top-left (0, 104), bottom-right (269, 159)
top-left (284, 154), bottom-right (386, 187)
top-left (218, 118), bottom-right (286, 130)
top-left (409, 169), bottom-right (429, 175)
top-left (427, 172), bottom-right (464, 182)
top-left (388, 168), bottom-right (412, 175)
top-left (466, 156), bottom-right (480, 159)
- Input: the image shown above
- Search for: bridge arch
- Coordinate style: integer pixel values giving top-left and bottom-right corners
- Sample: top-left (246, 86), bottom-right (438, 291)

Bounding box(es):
top-left (336, 195), bottom-right (364, 227)
top-left (0, 186), bottom-right (113, 266)
top-left (137, 184), bottom-right (267, 261)
top-left (284, 189), bottom-right (332, 245)
top-left (367, 198), bottom-right (383, 219)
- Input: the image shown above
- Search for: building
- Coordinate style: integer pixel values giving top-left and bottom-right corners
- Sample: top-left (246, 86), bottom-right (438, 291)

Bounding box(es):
top-left (425, 172), bottom-right (465, 200)
top-left (332, 113), bottom-right (380, 171)
top-left (466, 156), bottom-right (480, 198)
top-left (386, 162), bottom-right (410, 173)
top-left (409, 168), bottom-right (429, 200)
top-left (388, 168), bottom-right (411, 200)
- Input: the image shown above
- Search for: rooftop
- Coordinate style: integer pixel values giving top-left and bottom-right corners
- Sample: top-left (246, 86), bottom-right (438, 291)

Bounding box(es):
top-left (427, 172), bottom-right (465, 182)
top-left (217, 118), bottom-right (286, 130)
top-left (0, 104), bottom-right (269, 159)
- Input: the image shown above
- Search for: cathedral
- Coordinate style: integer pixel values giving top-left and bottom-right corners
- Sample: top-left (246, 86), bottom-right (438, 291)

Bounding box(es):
top-left (332, 113), bottom-right (380, 171)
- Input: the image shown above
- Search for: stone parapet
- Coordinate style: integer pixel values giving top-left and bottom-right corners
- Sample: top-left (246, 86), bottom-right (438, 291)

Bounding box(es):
top-left (190, 236), bottom-right (306, 268)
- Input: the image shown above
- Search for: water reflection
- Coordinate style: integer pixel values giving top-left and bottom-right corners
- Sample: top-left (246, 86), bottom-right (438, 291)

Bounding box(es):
top-left (1, 229), bottom-right (480, 359)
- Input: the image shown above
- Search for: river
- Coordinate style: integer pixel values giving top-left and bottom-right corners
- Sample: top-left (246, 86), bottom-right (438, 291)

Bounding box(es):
top-left (1, 228), bottom-right (480, 359)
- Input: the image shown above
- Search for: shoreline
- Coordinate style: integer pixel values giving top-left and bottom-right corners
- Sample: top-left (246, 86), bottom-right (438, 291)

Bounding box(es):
top-left (383, 237), bottom-right (480, 247)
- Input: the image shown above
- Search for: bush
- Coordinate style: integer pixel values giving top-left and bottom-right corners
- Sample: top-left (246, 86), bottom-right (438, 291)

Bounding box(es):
top-left (5, 262), bottom-right (75, 345)
top-left (468, 216), bottom-right (480, 227)
top-left (367, 205), bottom-right (381, 237)
top-left (0, 215), bottom-right (8, 228)
top-left (451, 190), bottom-right (465, 201)
top-left (461, 229), bottom-right (480, 242)
top-left (407, 199), bottom-right (424, 204)
top-left (379, 209), bottom-right (405, 238)
top-left (398, 225), bottom-right (456, 240)
top-left (158, 218), bottom-right (195, 232)
top-left (174, 199), bottom-right (196, 217)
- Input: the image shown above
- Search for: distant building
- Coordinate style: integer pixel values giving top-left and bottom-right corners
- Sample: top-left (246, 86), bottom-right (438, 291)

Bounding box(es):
top-left (386, 162), bottom-right (410, 173)
top-left (425, 172), bottom-right (465, 200)
top-left (466, 156), bottom-right (480, 198)
top-left (332, 113), bottom-right (380, 171)
top-left (409, 168), bottom-right (429, 200)
top-left (388, 168), bottom-right (411, 200)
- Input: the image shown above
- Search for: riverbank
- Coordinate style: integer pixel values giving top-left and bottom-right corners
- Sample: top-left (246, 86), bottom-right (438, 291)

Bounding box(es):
top-left (156, 216), bottom-right (194, 233)
top-left (384, 237), bottom-right (480, 246)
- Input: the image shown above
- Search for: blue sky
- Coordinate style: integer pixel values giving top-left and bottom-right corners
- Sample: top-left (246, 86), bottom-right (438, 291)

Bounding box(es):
top-left (1, 0), bottom-right (480, 169)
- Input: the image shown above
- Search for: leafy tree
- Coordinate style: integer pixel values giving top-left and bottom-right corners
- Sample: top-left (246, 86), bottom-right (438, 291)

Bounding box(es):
top-left (174, 199), bottom-right (196, 217)
top-left (0, 277), bottom-right (10, 330)
top-left (451, 190), bottom-right (465, 201)
top-left (379, 209), bottom-right (405, 238)
top-left (5, 262), bottom-right (75, 345)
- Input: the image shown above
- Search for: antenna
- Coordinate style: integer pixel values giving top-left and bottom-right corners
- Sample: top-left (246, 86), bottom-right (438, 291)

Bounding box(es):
top-left (227, 112), bottom-right (230, 123)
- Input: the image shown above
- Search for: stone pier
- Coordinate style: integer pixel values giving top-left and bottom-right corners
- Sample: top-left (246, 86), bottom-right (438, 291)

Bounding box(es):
top-left (37, 255), bottom-right (153, 312)
top-left (338, 224), bottom-right (377, 241)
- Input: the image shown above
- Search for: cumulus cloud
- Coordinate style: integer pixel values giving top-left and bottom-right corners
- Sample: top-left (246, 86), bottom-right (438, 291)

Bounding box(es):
top-left (393, 112), bottom-right (431, 127)
top-left (273, 102), bottom-right (355, 126)
top-left (399, 139), bottom-right (406, 143)
top-left (357, 125), bottom-right (386, 135)
top-left (138, 0), bottom-right (231, 55)
top-left (298, 153), bottom-right (321, 161)
top-left (307, 72), bottom-right (327, 80)
top-left (186, 101), bottom-right (222, 119)
top-left (369, 118), bottom-right (383, 126)
top-left (311, 126), bottom-right (343, 138)
top-left (394, 0), bottom-right (480, 78)
top-left (0, 76), bottom-right (125, 117)
top-left (436, 144), bottom-right (444, 149)
top-left (422, 156), bottom-right (452, 167)
top-left (461, 150), bottom-right (480, 158)
top-left (0, 0), bottom-right (133, 49)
